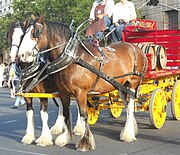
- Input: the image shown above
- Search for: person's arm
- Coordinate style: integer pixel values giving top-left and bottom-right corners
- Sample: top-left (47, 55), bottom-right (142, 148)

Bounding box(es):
top-left (89, 1), bottom-right (98, 21)
top-left (105, 0), bottom-right (115, 18)
top-left (124, 3), bottom-right (137, 23)
top-left (112, 4), bottom-right (120, 26)
top-left (96, 0), bottom-right (115, 20)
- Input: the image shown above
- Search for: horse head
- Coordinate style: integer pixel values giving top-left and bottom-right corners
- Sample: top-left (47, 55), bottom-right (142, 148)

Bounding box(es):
top-left (7, 20), bottom-right (27, 62)
top-left (18, 14), bottom-right (71, 63)
top-left (17, 15), bottom-right (40, 63)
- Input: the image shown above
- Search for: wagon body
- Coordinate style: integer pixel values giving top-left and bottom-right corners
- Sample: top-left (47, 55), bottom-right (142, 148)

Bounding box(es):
top-left (88, 19), bottom-right (180, 127)
top-left (122, 21), bottom-right (180, 128)
top-left (18, 19), bottom-right (180, 128)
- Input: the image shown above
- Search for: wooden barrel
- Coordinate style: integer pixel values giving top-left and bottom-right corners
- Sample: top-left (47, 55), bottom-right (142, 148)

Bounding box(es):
top-left (152, 45), bottom-right (167, 70)
top-left (136, 43), bottom-right (156, 70)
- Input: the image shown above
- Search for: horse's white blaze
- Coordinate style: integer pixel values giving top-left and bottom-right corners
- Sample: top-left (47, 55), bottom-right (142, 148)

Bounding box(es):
top-left (18, 25), bottom-right (38, 63)
top-left (10, 27), bottom-right (23, 62)
top-left (21, 110), bottom-right (36, 144)
top-left (120, 89), bottom-right (137, 142)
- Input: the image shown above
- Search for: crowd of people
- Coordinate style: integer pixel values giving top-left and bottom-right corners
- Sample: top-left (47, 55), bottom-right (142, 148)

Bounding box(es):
top-left (0, 62), bottom-right (9, 88)
top-left (0, 62), bottom-right (25, 109)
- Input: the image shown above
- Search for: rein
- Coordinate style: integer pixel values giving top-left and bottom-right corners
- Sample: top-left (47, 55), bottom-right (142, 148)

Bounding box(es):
top-left (34, 43), bottom-right (68, 56)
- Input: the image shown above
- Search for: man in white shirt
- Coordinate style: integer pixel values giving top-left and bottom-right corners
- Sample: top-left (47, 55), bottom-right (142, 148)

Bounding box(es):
top-left (110, 0), bottom-right (137, 42)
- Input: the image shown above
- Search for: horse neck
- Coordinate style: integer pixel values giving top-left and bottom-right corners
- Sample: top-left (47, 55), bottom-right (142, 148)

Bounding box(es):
top-left (46, 22), bottom-right (71, 60)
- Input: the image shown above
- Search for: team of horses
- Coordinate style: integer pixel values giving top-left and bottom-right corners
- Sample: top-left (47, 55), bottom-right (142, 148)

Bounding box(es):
top-left (7, 15), bottom-right (148, 151)
top-left (7, 20), bottom-right (83, 146)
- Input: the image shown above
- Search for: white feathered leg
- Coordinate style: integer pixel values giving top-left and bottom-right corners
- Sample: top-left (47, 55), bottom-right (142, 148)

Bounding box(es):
top-left (55, 116), bottom-right (73, 146)
top-left (35, 110), bottom-right (53, 146)
top-left (51, 104), bottom-right (64, 135)
top-left (73, 106), bottom-right (83, 136)
top-left (120, 89), bottom-right (137, 142)
top-left (21, 110), bottom-right (36, 144)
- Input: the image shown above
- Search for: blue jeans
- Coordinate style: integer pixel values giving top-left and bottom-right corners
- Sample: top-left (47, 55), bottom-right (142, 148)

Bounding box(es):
top-left (96, 16), bottom-right (111, 40)
top-left (110, 22), bottom-right (132, 43)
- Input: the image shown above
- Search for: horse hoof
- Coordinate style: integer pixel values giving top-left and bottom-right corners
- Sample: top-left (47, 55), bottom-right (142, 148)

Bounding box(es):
top-left (120, 129), bottom-right (137, 142)
top-left (75, 137), bottom-right (96, 152)
top-left (21, 134), bottom-right (36, 144)
top-left (55, 132), bottom-right (72, 147)
top-left (51, 124), bottom-right (63, 135)
top-left (35, 136), bottom-right (53, 147)
top-left (120, 136), bottom-right (137, 142)
top-left (73, 125), bottom-right (83, 136)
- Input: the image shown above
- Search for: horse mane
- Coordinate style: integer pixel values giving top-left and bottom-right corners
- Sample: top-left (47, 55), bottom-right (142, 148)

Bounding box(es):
top-left (7, 21), bottom-right (16, 45)
top-left (43, 20), bottom-right (71, 45)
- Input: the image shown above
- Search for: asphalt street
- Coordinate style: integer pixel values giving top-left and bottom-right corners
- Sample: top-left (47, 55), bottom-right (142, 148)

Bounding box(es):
top-left (0, 87), bottom-right (180, 155)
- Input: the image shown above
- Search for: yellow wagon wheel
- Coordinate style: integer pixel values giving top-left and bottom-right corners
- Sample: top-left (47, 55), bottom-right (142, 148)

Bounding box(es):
top-left (110, 103), bottom-right (123, 118)
top-left (88, 107), bottom-right (99, 125)
top-left (171, 80), bottom-right (180, 120)
top-left (149, 88), bottom-right (167, 129)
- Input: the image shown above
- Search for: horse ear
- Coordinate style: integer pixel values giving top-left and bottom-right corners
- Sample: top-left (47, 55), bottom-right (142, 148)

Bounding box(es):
top-left (39, 15), bottom-right (44, 23)
top-left (31, 14), bottom-right (36, 21)
top-left (23, 19), bottom-right (29, 30)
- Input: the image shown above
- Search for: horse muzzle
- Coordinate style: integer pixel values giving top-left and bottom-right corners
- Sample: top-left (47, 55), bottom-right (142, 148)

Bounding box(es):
top-left (19, 51), bottom-right (35, 63)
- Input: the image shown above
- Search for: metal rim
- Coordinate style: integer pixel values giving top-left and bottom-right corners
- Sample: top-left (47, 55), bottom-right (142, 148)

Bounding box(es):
top-left (88, 107), bottom-right (99, 125)
top-left (149, 88), bottom-right (167, 129)
top-left (109, 103), bottom-right (122, 118)
top-left (171, 80), bottom-right (180, 120)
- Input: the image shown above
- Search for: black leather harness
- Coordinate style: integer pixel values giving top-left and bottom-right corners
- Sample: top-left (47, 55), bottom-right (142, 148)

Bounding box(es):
top-left (21, 33), bottom-right (147, 98)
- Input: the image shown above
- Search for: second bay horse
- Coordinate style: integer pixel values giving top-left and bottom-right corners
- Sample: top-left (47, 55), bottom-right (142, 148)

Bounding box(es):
top-left (17, 15), bottom-right (148, 151)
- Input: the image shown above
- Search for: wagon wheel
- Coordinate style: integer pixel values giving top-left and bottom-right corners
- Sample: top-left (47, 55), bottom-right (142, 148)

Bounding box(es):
top-left (149, 88), bottom-right (167, 129)
top-left (109, 102), bottom-right (123, 118)
top-left (171, 80), bottom-right (180, 120)
top-left (87, 98), bottom-right (99, 125)
top-left (88, 107), bottom-right (99, 125)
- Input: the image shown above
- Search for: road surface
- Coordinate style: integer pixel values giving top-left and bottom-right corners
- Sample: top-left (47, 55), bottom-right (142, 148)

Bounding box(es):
top-left (0, 87), bottom-right (180, 155)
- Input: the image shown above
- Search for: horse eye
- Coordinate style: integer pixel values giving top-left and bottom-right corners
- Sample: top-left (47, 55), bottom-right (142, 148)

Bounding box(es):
top-left (21, 54), bottom-right (24, 57)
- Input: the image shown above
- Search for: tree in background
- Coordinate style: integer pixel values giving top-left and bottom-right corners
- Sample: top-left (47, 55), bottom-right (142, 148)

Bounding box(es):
top-left (0, 0), bottom-right (142, 54)
top-left (0, 0), bottom-right (94, 54)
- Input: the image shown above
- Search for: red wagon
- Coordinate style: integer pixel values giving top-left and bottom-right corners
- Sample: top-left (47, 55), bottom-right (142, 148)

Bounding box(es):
top-left (87, 19), bottom-right (180, 128)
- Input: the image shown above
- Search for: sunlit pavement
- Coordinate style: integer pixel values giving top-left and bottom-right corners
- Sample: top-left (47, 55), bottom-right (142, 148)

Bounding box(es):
top-left (0, 87), bottom-right (180, 155)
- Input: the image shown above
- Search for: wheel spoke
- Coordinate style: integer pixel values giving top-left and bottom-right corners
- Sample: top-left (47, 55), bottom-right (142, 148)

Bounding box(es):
top-left (171, 80), bottom-right (180, 120)
top-left (150, 88), bottom-right (167, 128)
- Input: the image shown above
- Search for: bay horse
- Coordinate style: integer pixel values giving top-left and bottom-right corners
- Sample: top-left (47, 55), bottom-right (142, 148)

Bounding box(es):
top-left (17, 15), bottom-right (148, 151)
top-left (7, 20), bottom-right (83, 147)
